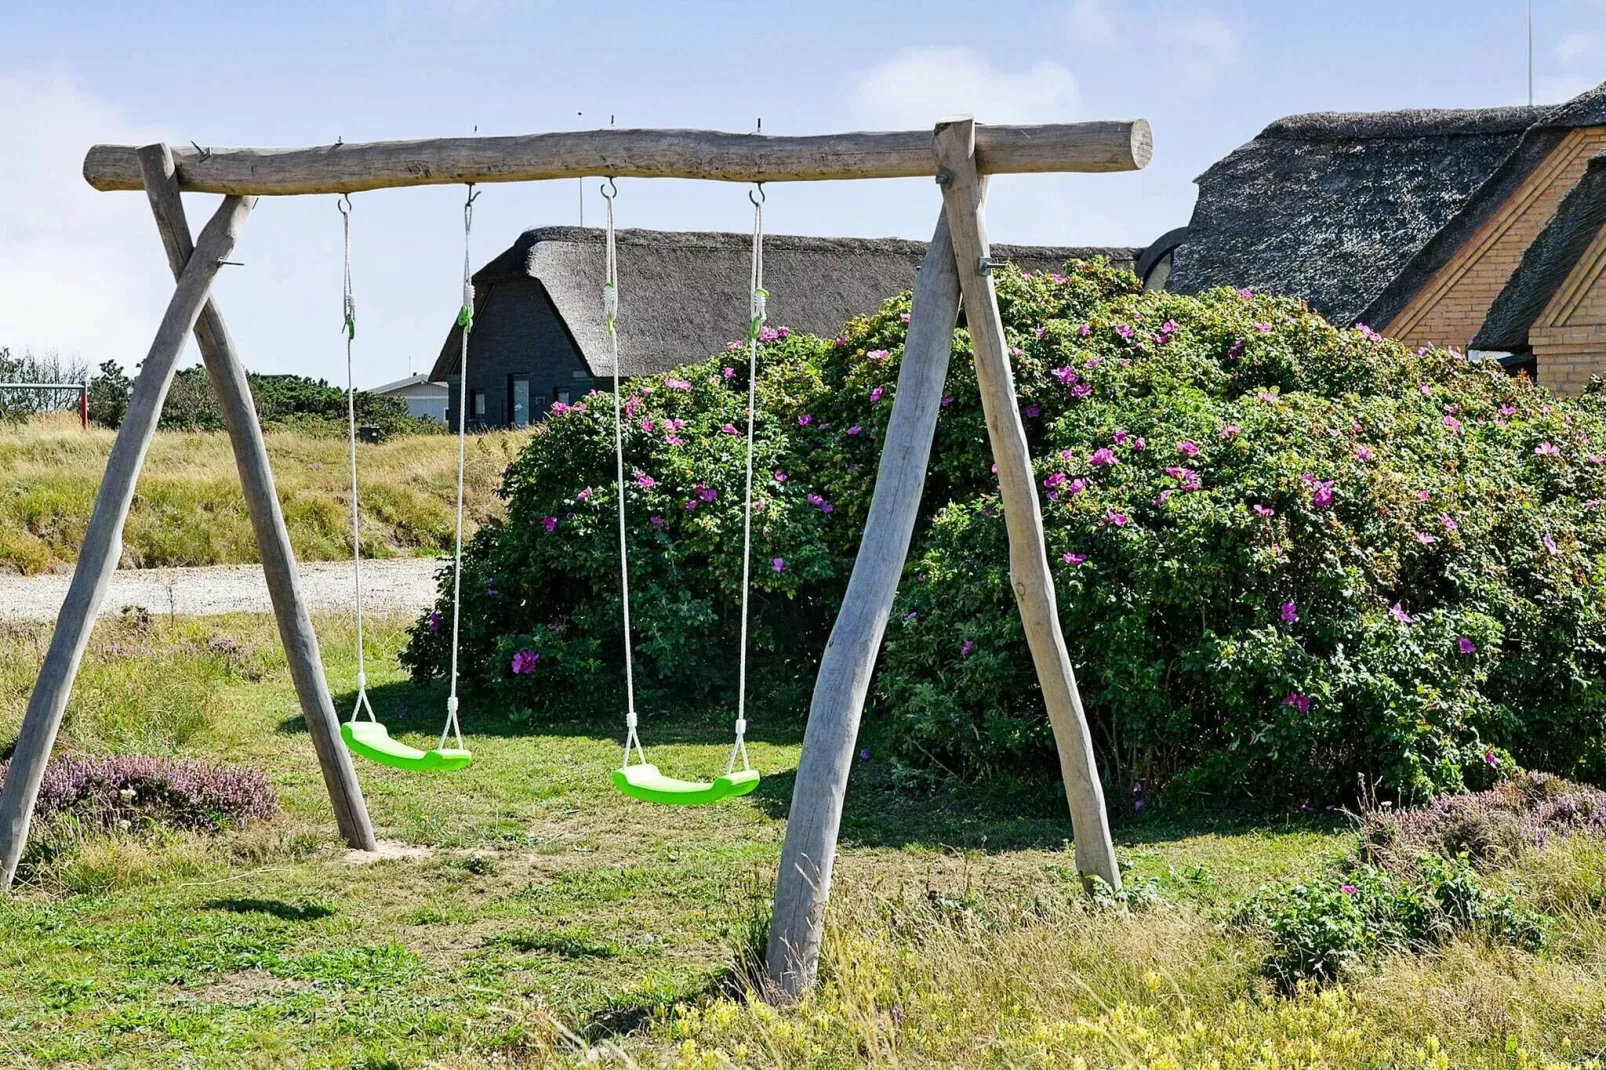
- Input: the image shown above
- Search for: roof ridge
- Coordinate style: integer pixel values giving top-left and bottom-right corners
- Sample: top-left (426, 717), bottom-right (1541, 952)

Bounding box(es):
top-left (1258, 105), bottom-right (1546, 141)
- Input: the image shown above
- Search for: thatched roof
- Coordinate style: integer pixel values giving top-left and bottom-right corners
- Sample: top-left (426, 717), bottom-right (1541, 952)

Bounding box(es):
top-left (1166, 105), bottom-right (1544, 324)
top-left (430, 227), bottom-right (1138, 382)
top-left (1475, 148), bottom-right (1606, 352)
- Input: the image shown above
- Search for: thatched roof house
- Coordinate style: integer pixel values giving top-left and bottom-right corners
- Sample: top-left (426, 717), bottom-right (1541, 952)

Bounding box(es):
top-left (429, 227), bottom-right (1137, 430)
top-left (1146, 81), bottom-right (1606, 391)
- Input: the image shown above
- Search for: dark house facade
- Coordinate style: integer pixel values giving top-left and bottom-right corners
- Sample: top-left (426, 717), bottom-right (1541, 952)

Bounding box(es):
top-left (430, 227), bottom-right (1138, 430)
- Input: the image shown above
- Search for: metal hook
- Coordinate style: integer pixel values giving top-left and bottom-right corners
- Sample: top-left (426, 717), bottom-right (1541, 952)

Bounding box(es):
top-left (749, 182), bottom-right (765, 207)
top-left (337, 193), bottom-right (353, 217)
top-left (190, 140), bottom-right (213, 162)
top-left (600, 177), bottom-right (618, 201)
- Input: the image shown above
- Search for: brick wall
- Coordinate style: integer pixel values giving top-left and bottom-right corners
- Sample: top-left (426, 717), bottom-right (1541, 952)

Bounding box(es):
top-left (1532, 220), bottom-right (1606, 394)
top-left (445, 279), bottom-right (598, 431)
top-left (1383, 127), bottom-right (1606, 351)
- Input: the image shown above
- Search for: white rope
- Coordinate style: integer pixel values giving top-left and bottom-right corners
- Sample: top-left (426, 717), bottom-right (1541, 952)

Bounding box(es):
top-left (441, 186), bottom-right (477, 753)
top-left (603, 181), bottom-right (646, 769)
top-left (727, 185), bottom-right (764, 776)
top-left (339, 195), bottom-right (376, 725)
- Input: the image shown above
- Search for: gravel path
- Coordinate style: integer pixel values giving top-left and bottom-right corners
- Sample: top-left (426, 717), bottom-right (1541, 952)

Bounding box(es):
top-left (0, 558), bottom-right (444, 622)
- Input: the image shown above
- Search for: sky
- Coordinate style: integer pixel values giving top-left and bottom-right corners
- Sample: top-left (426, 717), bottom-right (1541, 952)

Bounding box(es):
top-left (2, 0), bottom-right (1603, 388)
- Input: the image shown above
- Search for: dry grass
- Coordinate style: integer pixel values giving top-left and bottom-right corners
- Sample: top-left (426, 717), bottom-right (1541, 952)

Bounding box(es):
top-left (0, 412), bottom-right (529, 574)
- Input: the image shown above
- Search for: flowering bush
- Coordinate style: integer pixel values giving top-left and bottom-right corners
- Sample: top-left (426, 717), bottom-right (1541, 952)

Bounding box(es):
top-left (1239, 854), bottom-right (1547, 990)
top-left (1, 754), bottom-right (277, 832)
top-left (403, 257), bottom-right (1606, 805)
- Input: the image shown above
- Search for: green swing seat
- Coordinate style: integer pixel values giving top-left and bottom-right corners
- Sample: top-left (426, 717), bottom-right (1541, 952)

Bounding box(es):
top-left (341, 720), bottom-right (472, 772)
top-left (613, 764), bottom-right (760, 807)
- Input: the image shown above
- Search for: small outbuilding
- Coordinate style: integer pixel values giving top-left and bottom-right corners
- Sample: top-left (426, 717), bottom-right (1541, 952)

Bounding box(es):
top-left (428, 226), bottom-right (1137, 430)
top-left (368, 373), bottom-right (449, 422)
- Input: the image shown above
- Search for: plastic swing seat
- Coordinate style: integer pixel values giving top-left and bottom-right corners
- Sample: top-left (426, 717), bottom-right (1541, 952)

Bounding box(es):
top-left (341, 720), bottom-right (472, 772)
top-left (612, 764), bottom-right (760, 807)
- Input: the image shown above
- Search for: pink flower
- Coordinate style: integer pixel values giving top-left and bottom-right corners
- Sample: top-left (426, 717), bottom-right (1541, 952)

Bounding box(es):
top-left (1222, 425), bottom-right (1242, 439)
top-left (759, 327), bottom-right (781, 343)
top-left (1227, 339), bottom-right (1244, 361)
top-left (807, 493), bottom-right (834, 514)
top-left (550, 401), bottom-right (571, 415)
top-left (1484, 747), bottom-right (1500, 768)
top-left (1078, 323), bottom-right (1092, 337)
top-left (1024, 404), bottom-right (1041, 419)
top-left (1311, 481), bottom-right (1335, 509)
top-left (1535, 441), bottom-right (1560, 457)
top-left (1114, 324), bottom-right (1135, 340)
top-left (633, 471), bottom-right (656, 489)
top-left (798, 414), bottom-right (813, 426)
top-left (664, 378), bottom-right (691, 391)
top-left (1062, 552), bottom-right (1088, 565)
top-left (1258, 392), bottom-right (1277, 404)
top-left (900, 312), bottom-right (912, 324)
top-left (428, 611), bottom-right (442, 633)
top-left (1282, 692), bottom-right (1311, 713)
top-left (1177, 440), bottom-right (1200, 456)
top-left (867, 349), bottom-right (890, 362)
top-left (1414, 531), bottom-right (1438, 545)
top-left (1071, 383), bottom-right (1093, 399)
top-left (723, 366), bottom-right (737, 379)
top-left (941, 396), bottom-right (955, 407)
top-left (870, 386), bottom-right (884, 403)
top-left (1590, 456), bottom-right (1606, 465)
top-left (961, 639), bottom-right (975, 657)
top-left (1253, 322), bottom-right (1272, 334)
top-left (1499, 404), bottom-right (1517, 417)
top-left (1458, 637), bottom-right (1477, 655)
top-left (1442, 415), bottom-right (1462, 434)
top-left (1280, 601), bottom-right (1299, 623)
top-left (649, 515), bottom-right (665, 528)
top-left (1355, 323), bottom-right (1383, 343)
top-left (1340, 884), bottom-right (1358, 895)
top-left (1034, 326), bottom-right (1047, 340)
top-left (1237, 287), bottom-right (1253, 300)
top-left (696, 485), bottom-right (718, 502)
top-left (1154, 489), bottom-right (1173, 506)
top-left (542, 514), bottom-right (559, 533)
top-left (1131, 437), bottom-right (1147, 452)
top-left (773, 470), bottom-right (788, 483)
top-left (1254, 504), bottom-right (1276, 518)
top-left (1053, 365), bottom-right (1079, 386)
top-left (510, 649), bottom-right (540, 675)
top-left (1089, 448), bottom-right (1118, 467)
top-left (1103, 510), bottom-right (1129, 527)
top-left (847, 425), bottom-right (862, 436)
top-left (1067, 478), bottom-right (1088, 496)
top-left (771, 557), bottom-right (786, 573)
top-left (1354, 445), bottom-right (1374, 461)
top-left (1010, 346), bottom-right (1025, 357)
top-left (1390, 602), bottom-right (1412, 624)
top-left (1543, 533), bottom-right (1559, 555)
top-left (1113, 429), bottom-right (1130, 444)
top-left (640, 418), bottom-right (655, 433)
top-left (1440, 514), bottom-right (1458, 531)
top-left (1058, 449), bottom-right (1075, 462)
top-left (665, 433), bottom-right (685, 446)
top-left (1044, 472), bottom-right (1068, 489)
top-left (720, 423), bottom-right (739, 435)
top-left (1418, 490), bottom-right (1431, 501)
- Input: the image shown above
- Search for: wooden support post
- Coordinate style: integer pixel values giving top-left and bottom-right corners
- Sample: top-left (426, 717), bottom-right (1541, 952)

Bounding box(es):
top-left (137, 144), bottom-right (376, 852)
top-left (932, 117), bottom-right (1120, 891)
top-left (765, 204), bottom-right (967, 999)
top-left (0, 194), bottom-right (255, 890)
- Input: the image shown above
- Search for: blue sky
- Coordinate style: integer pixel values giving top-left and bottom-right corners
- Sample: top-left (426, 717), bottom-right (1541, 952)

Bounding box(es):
top-left (2, 0), bottom-right (1603, 386)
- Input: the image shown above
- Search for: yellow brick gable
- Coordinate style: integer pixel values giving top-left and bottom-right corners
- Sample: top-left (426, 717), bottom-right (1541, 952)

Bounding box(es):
top-left (1529, 217), bottom-right (1606, 394)
top-left (1383, 127), bottom-right (1606, 352)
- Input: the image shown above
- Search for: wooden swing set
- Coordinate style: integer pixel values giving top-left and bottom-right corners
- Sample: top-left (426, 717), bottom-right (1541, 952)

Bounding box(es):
top-left (0, 115), bottom-right (1151, 999)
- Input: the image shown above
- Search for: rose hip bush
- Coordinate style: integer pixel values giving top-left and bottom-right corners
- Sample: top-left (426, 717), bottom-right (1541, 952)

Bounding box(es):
top-left (404, 258), bottom-right (1606, 805)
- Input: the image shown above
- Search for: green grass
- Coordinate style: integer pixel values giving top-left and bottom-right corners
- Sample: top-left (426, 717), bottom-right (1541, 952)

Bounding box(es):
top-left (0, 413), bottom-right (529, 574)
top-left (1, 613), bottom-right (1603, 1067)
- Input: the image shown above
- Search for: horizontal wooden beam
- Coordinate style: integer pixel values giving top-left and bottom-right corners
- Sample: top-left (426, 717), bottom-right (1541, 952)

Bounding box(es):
top-left (82, 120), bottom-right (1151, 195)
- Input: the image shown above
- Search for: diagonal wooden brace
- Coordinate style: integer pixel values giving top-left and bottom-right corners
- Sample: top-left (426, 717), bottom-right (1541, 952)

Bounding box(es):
top-left (932, 117), bottom-right (1120, 892)
top-left (0, 193), bottom-right (257, 890)
top-left (136, 143), bottom-right (376, 853)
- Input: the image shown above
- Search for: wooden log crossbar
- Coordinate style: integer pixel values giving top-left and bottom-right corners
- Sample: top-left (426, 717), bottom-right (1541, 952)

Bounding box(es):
top-left (82, 120), bottom-right (1151, 195)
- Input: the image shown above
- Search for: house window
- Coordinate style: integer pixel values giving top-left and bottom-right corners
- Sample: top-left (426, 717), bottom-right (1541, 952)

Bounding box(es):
top-left (470, 390), bottom-right (486, 422)
top-left (554, 388), bottom-right (570, 405)
top-left (510, 376), bottom-right (530, 428)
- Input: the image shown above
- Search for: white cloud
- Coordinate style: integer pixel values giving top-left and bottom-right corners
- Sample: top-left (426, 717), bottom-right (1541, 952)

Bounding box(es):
top-left (0, 76), bottom-right (174, 371)
top-left (1063, 4), bottom-right (1240, 90)
top-left (850, 47), bottom-right (1081, 129)
top-left (1064, 0), bottom-right (1117, 47)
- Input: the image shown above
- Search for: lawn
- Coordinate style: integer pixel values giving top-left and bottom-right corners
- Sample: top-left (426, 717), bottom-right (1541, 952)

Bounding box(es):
top-left (0, 414), bottom-right (529, 575)
top-left (1, 611), bottom-right (1603, 1067)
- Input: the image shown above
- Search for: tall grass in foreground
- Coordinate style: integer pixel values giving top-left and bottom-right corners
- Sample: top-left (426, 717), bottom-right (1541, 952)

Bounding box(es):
top-left (0, 412), bottom-right (529, 574)
top-left (658, 844), bottom-right (1606, 1069)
